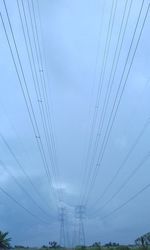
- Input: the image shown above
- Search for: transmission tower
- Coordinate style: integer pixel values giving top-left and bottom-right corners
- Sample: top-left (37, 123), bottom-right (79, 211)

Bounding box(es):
top-left (59, 207), bottom-right (66, 248)
top-left (75, 205), bottom-right (86, 247)
top-left (72, 218), bottom-right (78, 248)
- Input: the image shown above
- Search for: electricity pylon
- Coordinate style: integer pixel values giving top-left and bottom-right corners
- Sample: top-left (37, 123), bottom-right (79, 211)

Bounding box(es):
top-left (72, 218), bottom-right (78, 248)
top-left (59, 207), bottom-right (66, 248)
top-left (75, 205), bottom-right (86, 247)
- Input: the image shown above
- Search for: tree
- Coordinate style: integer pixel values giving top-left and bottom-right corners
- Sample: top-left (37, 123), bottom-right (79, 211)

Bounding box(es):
top-left (91, 242), bottom-right (101, 249)
top-left (104, 242), bottom-right (120, 248)
top-left (48, 241), bottom-right (60, 248)
top-left (0, 231), bottom-right (11, 249)
top-left (104, 242), bottom-right (113, 247)
top-left (135, 232), bottom-right (150, 247)
top-left (41, 245), bottom-right (48, 249)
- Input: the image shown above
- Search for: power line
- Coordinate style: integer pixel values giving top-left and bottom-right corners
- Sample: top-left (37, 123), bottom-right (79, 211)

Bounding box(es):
top-left (78, 0), bottom-right (106, 208)
top-left (0, 159), bottom-right (51, 219)
top-left (80, 0), bottom-right (118, 205)
top-left (83, 0), bottom-right (133, 206)
top-left (93, 0), bottom-right (133, 156)
top-left (100, 181), bottom-right (150, 220)
top-left (89, 118), bottom-right (150, 209)
top-left (81, 0), bottom-right (131, 205)
top-left (83, 0), bottom-right (149, 205)
top-left (0, 185), bottom-right (50, 225)
top-left (26, 0), bottom-right (63, 203)
top-left (0, 132), bottom-right (51, 211)
top-left (16, 0), bottom-right (61, 204)
top-left (90, 152), bottom-right (150, 217)
top-left (34, 0), bottom-right (64, 202)
top-left (91, 0), bottom-right (150, 197)
top-left (0, 2), bottom-right (57, 204)
top-left (0, 9), bottom-right (49, 181)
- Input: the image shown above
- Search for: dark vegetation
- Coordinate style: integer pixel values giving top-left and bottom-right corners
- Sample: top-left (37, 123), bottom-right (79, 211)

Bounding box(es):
top-left (41, 242), bottom-right (60, 249)
top-left (0, 230), bottom-right (150, 250)
top-left (0, 231), bottom-right (11, 249)
top-left (135, 232), bottom-right (150, 247)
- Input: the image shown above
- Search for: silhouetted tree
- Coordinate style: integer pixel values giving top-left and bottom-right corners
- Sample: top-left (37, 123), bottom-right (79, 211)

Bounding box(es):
top-left (135, 232), bottom-right (150, 247)
top-left (104, 242), bottom-right (113, 247)
top-left (112, 243), bottom-right (119, 246)
top-left (14, 246), bottom-right (25, 248)
top-left (42, 245), bottom-right (48, 249)
top-left (49, 241), bottom-right (60, 248)
top-left (91, 242), bottom-right (101, 249)
top-left (0, 231), bottom-right (11, 249)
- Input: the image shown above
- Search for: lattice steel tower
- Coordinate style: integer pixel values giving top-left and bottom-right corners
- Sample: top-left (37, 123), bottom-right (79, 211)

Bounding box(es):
top-left (75, 205), bottom-right (86, 247)
top-left (59, 207), bottom-right (66, 248)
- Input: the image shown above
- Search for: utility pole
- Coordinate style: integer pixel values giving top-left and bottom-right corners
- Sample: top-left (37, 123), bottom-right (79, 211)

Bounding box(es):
top-left (75, 205), bottom-right (86, 247)
top-left (59, 207), bottom-right (66, 248)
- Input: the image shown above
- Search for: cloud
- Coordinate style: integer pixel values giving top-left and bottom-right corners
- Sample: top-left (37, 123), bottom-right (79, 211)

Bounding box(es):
top-left (0, 0), bottom-right (150, 246)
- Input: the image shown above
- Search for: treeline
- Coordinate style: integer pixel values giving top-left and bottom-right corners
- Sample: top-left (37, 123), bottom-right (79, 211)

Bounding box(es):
top-left (14, 246), bottom-right (29, 249)
top-left (1, 229), bottom-right (150, 250)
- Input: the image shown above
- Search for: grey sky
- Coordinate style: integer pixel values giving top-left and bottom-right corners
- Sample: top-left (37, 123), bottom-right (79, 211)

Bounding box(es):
top-left (0, 0), bottom-right (150, 247)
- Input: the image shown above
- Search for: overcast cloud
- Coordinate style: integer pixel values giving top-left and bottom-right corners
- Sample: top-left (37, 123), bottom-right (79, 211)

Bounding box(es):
top-left (0, 0), bottom-right (150, 247)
